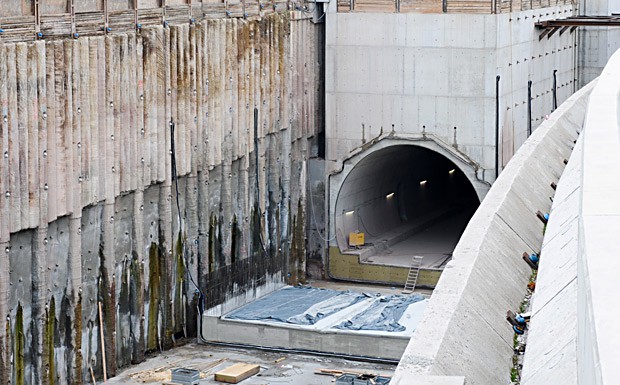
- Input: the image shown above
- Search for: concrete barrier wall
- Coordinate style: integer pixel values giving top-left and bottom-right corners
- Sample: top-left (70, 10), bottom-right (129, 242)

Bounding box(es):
top-left (392, 82), bottom-right (594, 384)
top-left (577, 48), bottom-right (620, 385)
top-left (519, 105), bottom-right (584, 385)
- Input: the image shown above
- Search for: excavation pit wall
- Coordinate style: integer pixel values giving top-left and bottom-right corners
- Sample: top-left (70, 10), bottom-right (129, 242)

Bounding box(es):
top-left (0, 14), bottom-right (323, 385)
top-left (391, 82), bottom-right (594, 384)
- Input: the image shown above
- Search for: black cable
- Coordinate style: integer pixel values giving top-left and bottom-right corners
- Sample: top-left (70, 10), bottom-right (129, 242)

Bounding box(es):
top-left (170, 119), bottom-right (206, 332)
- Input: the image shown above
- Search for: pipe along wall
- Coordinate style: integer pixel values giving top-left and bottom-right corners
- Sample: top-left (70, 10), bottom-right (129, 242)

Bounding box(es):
top-left (0, 14), bottom-right (322, 384)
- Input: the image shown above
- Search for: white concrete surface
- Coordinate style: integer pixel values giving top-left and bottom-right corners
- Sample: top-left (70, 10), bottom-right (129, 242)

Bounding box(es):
top-left (577, 47), bottom-right (620, 385)
top-left (520, 134), bottom-right (583, 385)
top-left (326, 8), bottom-right (577, 182)
top-left (578, 0), bottom-right (620, 86)
top-left (391, 79), bottom-right (594, 384)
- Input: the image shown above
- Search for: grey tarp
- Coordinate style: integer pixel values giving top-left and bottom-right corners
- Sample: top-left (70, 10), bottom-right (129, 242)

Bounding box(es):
top-left (335, 294), bottom-right (425, 332)
top-left (225, 286), bottom-right (368, 325)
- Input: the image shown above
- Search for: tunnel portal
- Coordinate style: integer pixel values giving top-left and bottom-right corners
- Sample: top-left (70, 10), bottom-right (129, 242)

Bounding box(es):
top-left (334, 144), bottom-right (480, 273)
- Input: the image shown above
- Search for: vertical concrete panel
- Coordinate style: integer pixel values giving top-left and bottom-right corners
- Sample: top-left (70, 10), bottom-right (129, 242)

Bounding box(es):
top-left (79, 203), bottom-right (103, 382)
top-left (119, 34), bottom-right (131, 194)
top-left (25, 45), bottom-right (39, 229)
top-left (0, 41), bottom-right (9, 384)
top-left (7, 45), bottom-right (21, 233)
top-left (0, 42), bottom-right (9, 243)
top-left (9, 230), bottom-right (34, 385)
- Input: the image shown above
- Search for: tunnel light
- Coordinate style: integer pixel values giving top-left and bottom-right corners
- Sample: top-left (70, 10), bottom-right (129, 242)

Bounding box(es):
top-left (449, 169), bottom-right (456, 174)
top-left (385, 192), bottom-right (395, 199)
top-left (419, 180), bottom-right (427, 186)
top-left (345, 210), bottom-right (355, 215)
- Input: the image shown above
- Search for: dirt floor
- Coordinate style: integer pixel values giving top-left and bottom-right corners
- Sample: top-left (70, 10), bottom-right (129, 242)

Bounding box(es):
top-left (106, 342), bottom-right (396, 385)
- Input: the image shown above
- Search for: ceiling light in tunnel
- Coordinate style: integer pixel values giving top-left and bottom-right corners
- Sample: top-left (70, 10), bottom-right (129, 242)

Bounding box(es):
top-left (419, 180), bottom-right (427, 186)
top-left (345, 210), bottom-right (355, 215)
top-left (449, 169), bottom-right (456, 174)
top-left (385, 192), bottom-right (395, 199)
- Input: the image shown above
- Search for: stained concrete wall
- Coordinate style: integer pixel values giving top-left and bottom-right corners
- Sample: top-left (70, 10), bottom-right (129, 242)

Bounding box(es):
top-left (0, 13), bottom-right (323, 384)
top-left (325, 6), bottom-right (578, 184)
top-left (391, 78), bottom-right (594, 384)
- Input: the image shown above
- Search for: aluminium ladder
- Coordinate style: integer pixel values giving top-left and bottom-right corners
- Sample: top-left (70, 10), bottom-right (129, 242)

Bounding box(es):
top-left (402, 256), bottom-right (423, 294)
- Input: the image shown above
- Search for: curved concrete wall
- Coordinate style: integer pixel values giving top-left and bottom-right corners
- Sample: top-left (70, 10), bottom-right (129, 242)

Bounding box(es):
top-left (576, 48), bottom-right (620, 385)
top-left (392, 81), bottom-right (595, 384)
top-left (513, 47), bottom-right (620, 385)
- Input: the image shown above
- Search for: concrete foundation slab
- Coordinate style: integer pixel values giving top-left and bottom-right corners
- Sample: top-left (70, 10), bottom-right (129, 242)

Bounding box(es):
top-left (202, 286), bottom-right (429, 361)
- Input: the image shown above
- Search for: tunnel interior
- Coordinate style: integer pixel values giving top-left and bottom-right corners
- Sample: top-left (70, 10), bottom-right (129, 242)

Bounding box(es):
top-left (334, 145), bottom-right (480, 267)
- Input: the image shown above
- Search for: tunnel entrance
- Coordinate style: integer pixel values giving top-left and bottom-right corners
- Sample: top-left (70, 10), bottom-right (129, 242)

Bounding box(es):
top-left (333, 144), bottom-right (480, 275)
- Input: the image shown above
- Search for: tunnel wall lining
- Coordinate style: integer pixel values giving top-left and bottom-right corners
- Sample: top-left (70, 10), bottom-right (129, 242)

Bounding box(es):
top-left (391, 80), bottom-right (595, 384)
top-left (327, 136), bottom-right (490, 256)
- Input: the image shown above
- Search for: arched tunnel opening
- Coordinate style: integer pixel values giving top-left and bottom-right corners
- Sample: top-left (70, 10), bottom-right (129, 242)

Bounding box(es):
top-left (334, 144), bottom-right (480, 270)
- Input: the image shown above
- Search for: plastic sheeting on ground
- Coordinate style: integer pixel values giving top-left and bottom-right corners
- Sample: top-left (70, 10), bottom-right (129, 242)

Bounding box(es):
top-left (224, 286), bottom-right (368, 325)
top-left (335, 294), bottom-right (425, 332)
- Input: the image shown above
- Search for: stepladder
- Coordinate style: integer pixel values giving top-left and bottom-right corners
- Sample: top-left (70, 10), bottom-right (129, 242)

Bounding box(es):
top-left (403, 256), bottom-right (423, 294)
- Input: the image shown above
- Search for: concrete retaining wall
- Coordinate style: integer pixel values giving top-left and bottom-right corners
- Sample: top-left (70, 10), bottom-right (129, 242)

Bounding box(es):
top-left (0, 14), bottom-right (322, 385)
top-left (392, 81), bottom-right (594, 384)
top-left (576, 47), bottom-right (620, 385)
top-left (202, 316), bottom-right (410, 360)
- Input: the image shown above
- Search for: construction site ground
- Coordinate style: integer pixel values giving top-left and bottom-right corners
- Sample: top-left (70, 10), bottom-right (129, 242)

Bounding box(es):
top-left (106, 342), bottom-right (397, 385)
top-left (106, 281), bottom-right (424, 385)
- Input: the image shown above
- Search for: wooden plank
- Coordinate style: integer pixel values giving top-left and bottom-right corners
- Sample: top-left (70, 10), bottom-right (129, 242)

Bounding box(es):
top-left (352, 0), bottom-right (396, 12)
top-left (214, 363), bottom-right (260, 383)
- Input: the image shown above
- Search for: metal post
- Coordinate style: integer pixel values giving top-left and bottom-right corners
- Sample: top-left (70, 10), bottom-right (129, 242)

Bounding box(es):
top-left (495, 75), bottom-right (500, 180)
top-left (254, 108), bottom-right (259, 200)
top-left (134, 0), bottom-right (139, 30)
top-left (527, 80), bottom-right (532, 137)
top-left (552, 69), bottom-right (558, 111)
top-left (70, 0), bottom-right (76, 38)
top-left (103, 0), bottom-right (109, 34)
top-left (34, 0), bottom-right (41, 38)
